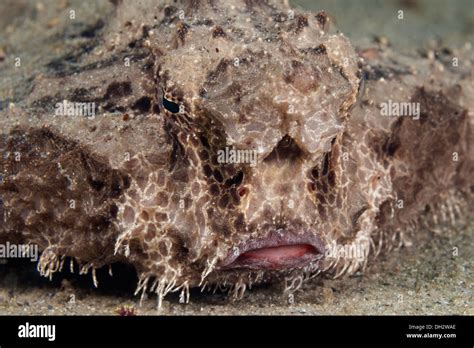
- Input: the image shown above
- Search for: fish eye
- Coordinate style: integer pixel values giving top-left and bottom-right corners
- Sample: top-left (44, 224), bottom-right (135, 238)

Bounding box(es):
top-left (163, 96), bottom-right (180, 113)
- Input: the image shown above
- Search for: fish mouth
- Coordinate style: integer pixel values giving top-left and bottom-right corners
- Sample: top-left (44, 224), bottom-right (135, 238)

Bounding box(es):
top-left (219, 229), bottom-right (326, 270)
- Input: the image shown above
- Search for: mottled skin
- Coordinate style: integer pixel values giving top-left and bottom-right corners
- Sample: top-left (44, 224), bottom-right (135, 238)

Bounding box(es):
top-left (0, 0), bottom-right (472, 305)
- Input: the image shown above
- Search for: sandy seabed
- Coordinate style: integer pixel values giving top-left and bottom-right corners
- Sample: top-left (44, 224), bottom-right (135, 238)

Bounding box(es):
top-left (0, 220), bottom-right (471, 315)
top-left (0, 0), bottom-right (472, 315)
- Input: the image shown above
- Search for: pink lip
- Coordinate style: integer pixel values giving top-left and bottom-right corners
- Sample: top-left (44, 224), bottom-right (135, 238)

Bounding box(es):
top-left (219, 229), bottom-right (326, 270)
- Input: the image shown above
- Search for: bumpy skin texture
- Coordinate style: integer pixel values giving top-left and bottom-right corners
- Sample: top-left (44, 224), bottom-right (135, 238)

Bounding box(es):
top-left (0, 0), bottom-right (472, 304)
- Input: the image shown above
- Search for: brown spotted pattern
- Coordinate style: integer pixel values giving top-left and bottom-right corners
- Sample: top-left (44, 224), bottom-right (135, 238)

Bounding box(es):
top-left (0, 0), bottom-right (472, 305)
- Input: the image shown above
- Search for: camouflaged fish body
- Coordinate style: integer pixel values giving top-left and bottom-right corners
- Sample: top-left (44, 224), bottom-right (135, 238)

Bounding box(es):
top-left (0, 0), bottom-right (472, 304)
